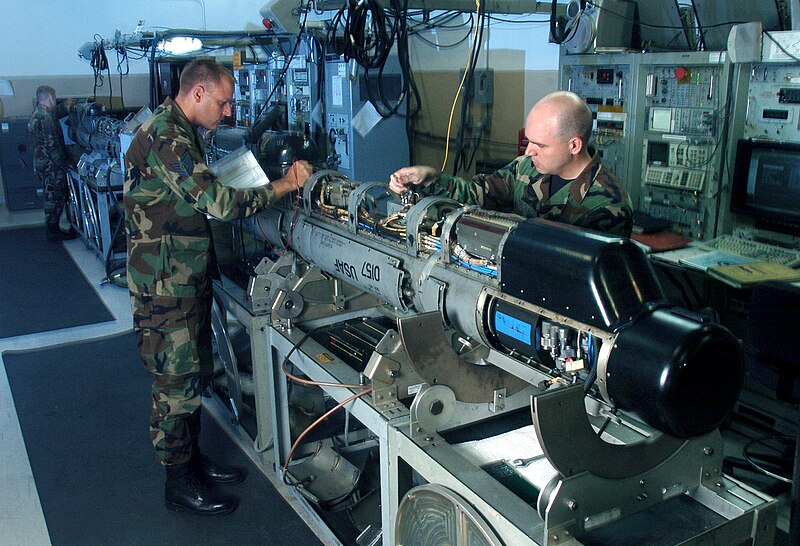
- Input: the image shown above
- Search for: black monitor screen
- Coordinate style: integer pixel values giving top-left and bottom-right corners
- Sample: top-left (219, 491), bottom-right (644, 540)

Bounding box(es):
top-left (731, 140), bottom-right (800, 230)
top-left (647, 140), bottom-right (669, 164)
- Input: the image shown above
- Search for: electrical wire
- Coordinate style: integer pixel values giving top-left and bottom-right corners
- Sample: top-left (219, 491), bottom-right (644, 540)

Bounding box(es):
top-left (407, 10), bottom-right (474, 44)
top-left (485, 13), bottom-right (550, 24)
top-left (281, 388), bottom-right (372, 476)
top-left (393, 0), bottom-right (422, 150)
top-left (101, 203), bottom-right (127, 287)
top-left (440, 0), bottom-right (482, 173)
top-left (115, 46), bottom-right (130, 109)
top-left (252, 13), bottom-right (310, 124)
top-left (367, 0), bottom-right (419, 119)
top-left (743, 436), bottom-right (793, 483)
top-left (148, 43), bottom-right (158, 109)
top-left (274, 323), bottom-right (372, 475)
top-left (763, 30), bottom-right (800, 63)
top-left (452, 3), bottom-right (487, 175)
top-left (106, 60), bottom-right (113, 108)
top-left (275, 161), bottom-right (304, 257)
top-left (549, 0), bottom-right (584, 45)
top-left (330, 0), bottom-right (397, 69)
top-left (91, 35), bottom-right (109, 102)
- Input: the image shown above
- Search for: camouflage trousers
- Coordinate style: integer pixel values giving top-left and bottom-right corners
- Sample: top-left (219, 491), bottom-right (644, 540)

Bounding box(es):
top-left (132, 291), bottom-right (213, 465)
top-left (36, 169), bottom-right (68, 226)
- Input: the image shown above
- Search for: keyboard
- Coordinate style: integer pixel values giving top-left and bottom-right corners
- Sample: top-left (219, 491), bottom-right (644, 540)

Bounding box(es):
top-left (701, 234), bottom-right (800, 267)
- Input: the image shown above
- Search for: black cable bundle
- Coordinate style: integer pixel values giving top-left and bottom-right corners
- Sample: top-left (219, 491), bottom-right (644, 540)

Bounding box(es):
top-left (90, 37), bottom-right (109, 101)
top-left (349, 0), bottom-right (396, 69)
top-left (91, 44), bottom-right (108, 71)
top-left (116, 46), bottom-right (130, 109)
top-left (452, 3), bottom-right (487, 175)
top-left (394, 0), bottom-right (421, 162)
top-left (148, 44), bottom-right (158, 110)
top-left (327, 0), bottom-right (419, 134)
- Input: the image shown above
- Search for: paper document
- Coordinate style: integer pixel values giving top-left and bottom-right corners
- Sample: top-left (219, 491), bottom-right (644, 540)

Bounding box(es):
top-left (453, 425), bottom-right (558, 491)
top-left (352, 101), bottom-right (383, 138)
top-left (708, 261), bottom-right (800, 288)
top-left (208, 147), bottom-right (270, 189)
top-left (648, 244), bottom-right (707, 266)
top-left (678, 251), bottom-right (756, 272)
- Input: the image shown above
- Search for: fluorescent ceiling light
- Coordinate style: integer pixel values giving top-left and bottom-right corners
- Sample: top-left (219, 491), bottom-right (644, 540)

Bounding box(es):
top-left (158, 37), bottom-right (203, 55)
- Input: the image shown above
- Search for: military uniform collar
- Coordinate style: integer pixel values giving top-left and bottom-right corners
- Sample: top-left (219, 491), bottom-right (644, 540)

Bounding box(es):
top-left (162, 97), bottom-right (206, 154)
top-left (539, 148), bottom-right (602, 204)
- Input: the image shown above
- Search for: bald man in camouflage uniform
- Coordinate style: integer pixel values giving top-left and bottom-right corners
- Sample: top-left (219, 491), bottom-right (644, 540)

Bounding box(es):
top-left (390, 91), bottom-right (633, 237)
top-left (29, 86), bottom-right (76, 241)
top-left (125, 59), bottom-right (311, 515)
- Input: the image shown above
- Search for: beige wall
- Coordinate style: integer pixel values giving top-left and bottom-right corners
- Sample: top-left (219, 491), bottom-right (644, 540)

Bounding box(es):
top-left (0, 74), bottom-right (150, 119)
top-left (0, 74), bottom-right (150, 204)
top-left (408, 39), bottom-right (559, 177)
top-left (412, 69), bottom-right (557, 178)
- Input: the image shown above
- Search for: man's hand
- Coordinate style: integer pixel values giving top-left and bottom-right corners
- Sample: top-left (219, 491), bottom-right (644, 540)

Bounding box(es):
top-left (389, 165), bottom-right (437, 194)
top-left (286, 160), bottom-right (312, 189)
top-left (271, 160), bottom-right (313, 199)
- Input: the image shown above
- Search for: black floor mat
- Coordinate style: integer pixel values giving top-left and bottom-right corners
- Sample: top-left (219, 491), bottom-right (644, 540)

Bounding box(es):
top-left (3, 332), bottom-right (323, 546)
top-left (0, 227), bottom-right (114, 338)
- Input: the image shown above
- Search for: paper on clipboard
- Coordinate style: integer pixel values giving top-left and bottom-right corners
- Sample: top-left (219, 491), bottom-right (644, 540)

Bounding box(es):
top-left (208, 147), bottom-right (270, 189)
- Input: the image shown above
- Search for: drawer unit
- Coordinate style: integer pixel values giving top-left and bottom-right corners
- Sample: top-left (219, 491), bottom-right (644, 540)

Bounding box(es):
top-left (1, 118), bottom-right (42, 210)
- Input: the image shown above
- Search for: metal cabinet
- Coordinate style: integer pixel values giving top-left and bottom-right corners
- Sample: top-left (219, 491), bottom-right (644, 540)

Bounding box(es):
top-left (0, 118), bottom-right (42, 210)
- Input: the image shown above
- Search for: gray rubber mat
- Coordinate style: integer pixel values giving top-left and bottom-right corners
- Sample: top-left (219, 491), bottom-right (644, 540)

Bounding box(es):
top-left (0, 227), bottom-right (114, 338)
top-left (3, 332), bottom-right (323, 546)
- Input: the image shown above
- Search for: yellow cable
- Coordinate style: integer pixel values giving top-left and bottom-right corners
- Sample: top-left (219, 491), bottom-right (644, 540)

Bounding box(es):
top-left (440, 0), bottom-right (482, 173)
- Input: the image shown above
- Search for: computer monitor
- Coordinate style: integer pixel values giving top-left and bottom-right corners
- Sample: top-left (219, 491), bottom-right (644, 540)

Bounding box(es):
top-left (731, 139), bottom-right (800, 233)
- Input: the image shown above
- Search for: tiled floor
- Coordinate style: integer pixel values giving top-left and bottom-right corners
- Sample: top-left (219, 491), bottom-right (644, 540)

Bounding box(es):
top-left (0, 204), bottom-right (132, 546)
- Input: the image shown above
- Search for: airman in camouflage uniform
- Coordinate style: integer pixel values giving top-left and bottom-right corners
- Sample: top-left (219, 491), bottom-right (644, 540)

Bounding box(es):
top-left (125, 59), bottom-right (311, 515)
top-left (29, 86), bottom-right (76, 241)
top-left (391, 91), bottom-right (633, 237)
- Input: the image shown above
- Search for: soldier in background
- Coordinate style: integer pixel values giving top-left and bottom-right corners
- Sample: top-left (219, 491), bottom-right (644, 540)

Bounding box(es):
top-left (28, 85), bottom-right (76, 241)
top-left (124, 59), bottom-right (311, 516)
top-left (390, 90), bottom-right (633, 237)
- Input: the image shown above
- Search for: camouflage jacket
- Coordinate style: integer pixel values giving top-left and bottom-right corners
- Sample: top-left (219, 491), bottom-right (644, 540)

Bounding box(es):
top-left (124, 98), bottom-right (278, 299)
top-left (424, 150), bottom-right (633, 237)
top-left (28, 104), bottom-right (68, 178)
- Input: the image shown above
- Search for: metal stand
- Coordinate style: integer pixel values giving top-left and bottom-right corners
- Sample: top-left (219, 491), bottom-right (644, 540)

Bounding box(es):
top-left (67, 167), bottom-right (124, 264)
top-left (212, 277), bottom-right (276, 454)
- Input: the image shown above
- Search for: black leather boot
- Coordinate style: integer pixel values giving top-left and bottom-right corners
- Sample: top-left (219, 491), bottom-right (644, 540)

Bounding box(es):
top-left (194, 454), bottom-right (246, 484)
top-left (165, 462), bottom-right (238, 515)
top-left (187, 414), bottom-right (245, 484)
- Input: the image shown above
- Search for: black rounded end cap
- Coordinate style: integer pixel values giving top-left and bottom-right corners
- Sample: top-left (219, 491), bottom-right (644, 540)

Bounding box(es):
top-left (607, 309), bottom-right (743, 439)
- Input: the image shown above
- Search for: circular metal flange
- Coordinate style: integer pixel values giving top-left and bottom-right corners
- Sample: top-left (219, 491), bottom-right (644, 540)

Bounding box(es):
top-left (276, 290), bottom-right (305, 319)
top-left (409, 384), bottom-right (456, 433)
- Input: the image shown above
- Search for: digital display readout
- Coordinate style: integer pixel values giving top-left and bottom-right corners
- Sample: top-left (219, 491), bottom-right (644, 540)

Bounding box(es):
top-left (495, 311), bottom-right (532, 345)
